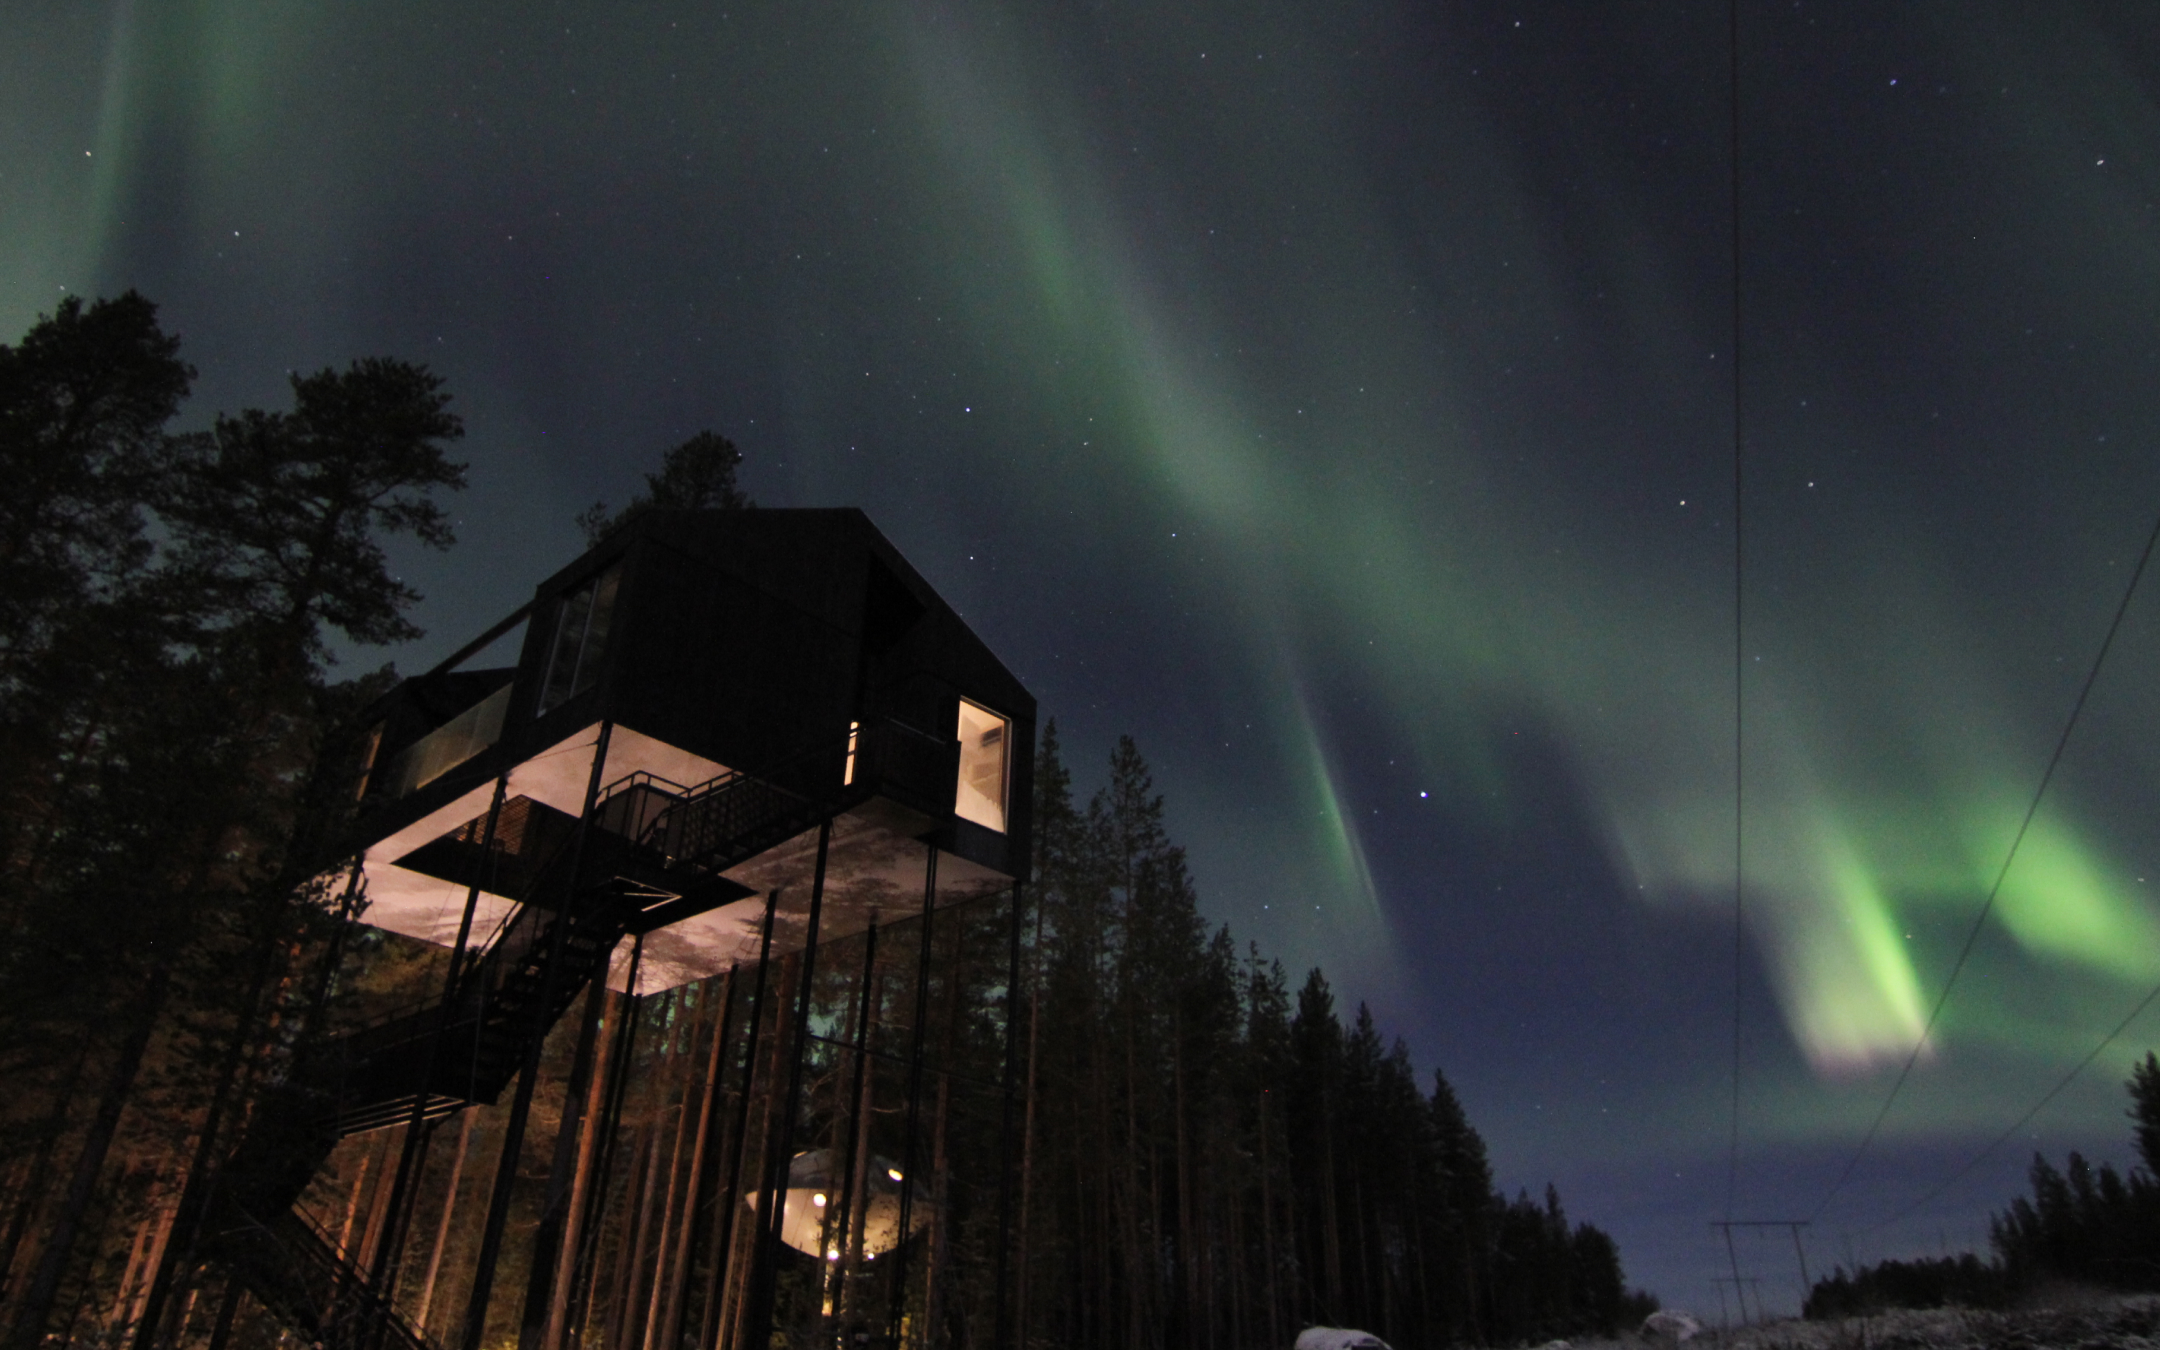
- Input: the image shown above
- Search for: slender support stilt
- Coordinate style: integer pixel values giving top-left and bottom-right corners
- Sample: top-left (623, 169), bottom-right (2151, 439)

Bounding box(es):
top-left (663, 963), bottom-right (737, 1350)
top-left (464, 721), bottom-right (616, 1350)
top-left (702, 894), bottom-right (778, 1350)
top-left (745, 821), bottom-right (832, 1349)
top-left (519, 963), bottom-right (615, 1350)
top-left (566, 936), bottom-right (646, 1347)
top-left (545, 978), bottom-right (621, 1350)
top-left (826, 917), bottom-right (880, 1324)
top-left (886, 844), bottom-right (939, 1350)
top-left (370, 775), bottom-right (512, 1328)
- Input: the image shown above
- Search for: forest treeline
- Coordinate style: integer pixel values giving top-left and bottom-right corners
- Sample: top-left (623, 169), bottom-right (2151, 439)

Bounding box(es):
top-left (1012, 730), bottom-right (1651, 1349)
top-left (0, 293), bottom-right (1647, 1349)
top-left (1803, 1054), bottom-right (2160, 1318)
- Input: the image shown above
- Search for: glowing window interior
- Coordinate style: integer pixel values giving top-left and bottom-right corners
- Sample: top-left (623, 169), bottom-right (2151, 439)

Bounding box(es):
top-left (955, 699), bottom-right (1009, 833)
top-left (538, 564), bottom-right (622, 714)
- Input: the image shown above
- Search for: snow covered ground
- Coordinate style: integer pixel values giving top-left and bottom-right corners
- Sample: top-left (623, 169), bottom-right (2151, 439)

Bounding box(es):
top-left (1537, 1294), bottom-right (2160, 1350)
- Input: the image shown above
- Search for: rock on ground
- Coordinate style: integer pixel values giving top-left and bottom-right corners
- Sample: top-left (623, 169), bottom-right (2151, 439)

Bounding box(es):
top-left (1293, 1328), bottom-right (1393, 1350)
top-left (1644, 1311), bottom-right (1705, 1341)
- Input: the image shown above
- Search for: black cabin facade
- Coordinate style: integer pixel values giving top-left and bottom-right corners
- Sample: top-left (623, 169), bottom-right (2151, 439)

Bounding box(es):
top-left (205, 509), bottom-right (1037, 1350)
top-left (352, 506), bottom-right (1034, 990)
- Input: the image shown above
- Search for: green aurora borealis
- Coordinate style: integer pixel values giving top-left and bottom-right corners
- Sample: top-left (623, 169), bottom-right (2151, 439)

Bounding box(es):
top-left (12, 0), bottom-right (2160, 1309)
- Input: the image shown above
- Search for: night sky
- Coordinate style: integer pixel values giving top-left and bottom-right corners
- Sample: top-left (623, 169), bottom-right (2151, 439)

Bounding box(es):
top-left (12, 0), bottom-right (2160, 1319)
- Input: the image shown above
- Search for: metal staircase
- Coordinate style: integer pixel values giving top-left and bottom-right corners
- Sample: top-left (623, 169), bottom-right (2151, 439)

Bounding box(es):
top-left (201, 718), bottom-right (954, 1347)
top-left (212, 1205), bottom-right (437, 1350)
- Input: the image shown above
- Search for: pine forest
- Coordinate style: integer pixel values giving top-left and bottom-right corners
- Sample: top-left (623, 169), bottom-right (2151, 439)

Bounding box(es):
top-left (0, 295), bottom-right (1647, 1350)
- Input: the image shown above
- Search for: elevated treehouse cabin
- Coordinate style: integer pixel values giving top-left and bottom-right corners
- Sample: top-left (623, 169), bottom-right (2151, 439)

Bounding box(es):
top-left (198, 508), bottom-right (1035, 1350)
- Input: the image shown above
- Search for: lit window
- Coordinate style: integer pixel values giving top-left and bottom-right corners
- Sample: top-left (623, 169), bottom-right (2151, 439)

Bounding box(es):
top-left (954, 699), bottom-right (1009, 833)
top-left (843, 721), bottom-right (860, 786)
top-left (537, 564), bottom-right (622, 715)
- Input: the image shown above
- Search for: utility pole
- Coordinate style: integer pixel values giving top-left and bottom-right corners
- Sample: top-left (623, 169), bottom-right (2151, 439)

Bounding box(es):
top-left (1711, 1220), bottom-right (1812, 1320)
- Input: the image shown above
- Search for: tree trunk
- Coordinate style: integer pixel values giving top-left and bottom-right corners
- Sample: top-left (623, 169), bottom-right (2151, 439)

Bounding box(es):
top-left (1121, 1007), bottom-right (1144, 1350)
top-left (607, 1125), bottom-right (663, 1350)
top-left (658, 981), bottom-right (728, 1350)
top-left (1172, 1023), bottom-right (1196, 1350)
top-left (131, 897), bottom-right (297, 1350)
top-left (1321, 1110), bottom-right (1343, 1319)
top-left (1014, 899), bottom-right (1043, 1350)
top-left (0, 1044), bottom-right (87, 1300)
top-left (416, 1110), bottom-right (476, 1332)
top-left (921, 1069), bottom-right (952, 1350)
top-left (6, 964), bottom-right (171, 1350)
top-left (1258, 1092), bottom-right (1279, 1349)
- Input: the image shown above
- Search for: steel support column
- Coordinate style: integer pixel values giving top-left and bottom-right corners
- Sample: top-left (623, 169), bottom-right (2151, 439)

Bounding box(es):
top-left (885, 844), bottom-right (938, 1349)
top-left (517, 957), bottom-right (614, 1350)
top-left (563, 935), bottom-right (644, 1347)
top-left (659, 963), bottom-right (738, 1350)
top-left (463, 721), bottom-right (616, 1350)
top-left (744, 820), bottom-right (832, 1348)
top-left (369, 774), bottom-right (512, 1321)
top-left (825, 915), bottom-right (880, 1326)
top-left (702, 892), bottom-right (779, 1350)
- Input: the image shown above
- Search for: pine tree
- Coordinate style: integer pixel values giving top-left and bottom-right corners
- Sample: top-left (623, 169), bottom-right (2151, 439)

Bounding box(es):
top-left (0, 299), bottom-right (466, 1350)
top-left (2129, 1052), bottom-right (2160, 1180)
top-left (578, 429), bottom-right (752, 545)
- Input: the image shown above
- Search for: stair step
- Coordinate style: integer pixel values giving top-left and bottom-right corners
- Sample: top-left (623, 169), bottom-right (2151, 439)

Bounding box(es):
top-left (209, 763), bottom-right (861, 1350)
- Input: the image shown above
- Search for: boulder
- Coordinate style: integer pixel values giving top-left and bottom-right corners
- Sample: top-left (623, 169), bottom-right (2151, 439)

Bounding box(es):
top-left (1641, 1310), bottom-right (1703, 1342)
top-left (1293, 1328), bottom-right (1393, 1350)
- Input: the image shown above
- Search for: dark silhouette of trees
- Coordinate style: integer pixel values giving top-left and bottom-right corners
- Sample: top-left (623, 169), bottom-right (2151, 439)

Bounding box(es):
top-left (0, 294), bottom-right (465, 1350)
top-left (1806, 1052), bottom-right (2160, 1317)
top-left (578, 430), bottom-right (751, 545)
top-left (0, 299), bottom-right (1641, 1347)
top-left (1012, 724), bottom-right (1651, 1349)
top-left (1802, 1255), bottom-right (2012, 1319)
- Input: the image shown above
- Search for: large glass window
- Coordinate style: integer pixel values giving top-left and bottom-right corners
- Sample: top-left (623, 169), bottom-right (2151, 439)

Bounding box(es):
top-left (954, 699), bottom-right (1010, 833)
top-left (385, 684), bottom-right (512, 797)
top-left (538, 564), bottom-right (622, 715)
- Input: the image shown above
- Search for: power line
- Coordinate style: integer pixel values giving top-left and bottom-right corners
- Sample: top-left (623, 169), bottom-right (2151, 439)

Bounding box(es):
top-left (1724, 0), bottom-right (1747, 1226)
top-left (1859, 976), bottom-right (2160, 1236)
top-left (1809, 501), bottom-right (2160, 1224)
